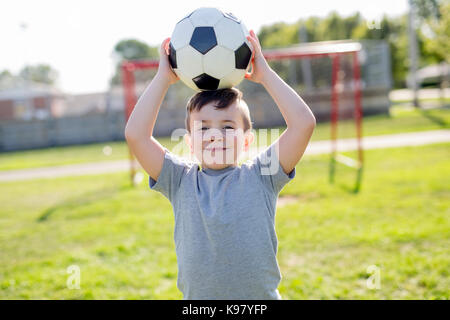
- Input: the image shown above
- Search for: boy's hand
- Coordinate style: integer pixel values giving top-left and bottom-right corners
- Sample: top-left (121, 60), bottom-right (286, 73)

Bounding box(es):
top-left (156, 37), bottom-right (180, 85)
top-left (245, 30), bottom-right (272, 84)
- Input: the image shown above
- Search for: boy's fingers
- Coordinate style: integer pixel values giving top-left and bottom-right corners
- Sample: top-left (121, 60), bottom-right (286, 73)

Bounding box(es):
top-left (245, 59), bottom-right (254, 79)
top-left (163, 37), bottom-right (171, 55)
top-left (246, 36), bottom-right (254, 49)
top-left (249, 30), bottom-right (261, 46)
top-left (247, 35), bottom-right (259, 50)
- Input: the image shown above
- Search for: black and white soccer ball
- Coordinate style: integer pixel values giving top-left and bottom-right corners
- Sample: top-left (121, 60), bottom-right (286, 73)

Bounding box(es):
top-left (169, 7), bottom-right (253, 91)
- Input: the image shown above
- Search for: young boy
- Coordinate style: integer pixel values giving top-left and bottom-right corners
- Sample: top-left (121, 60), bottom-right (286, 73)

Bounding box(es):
top-left (124, 30), bottom-right (316, 300)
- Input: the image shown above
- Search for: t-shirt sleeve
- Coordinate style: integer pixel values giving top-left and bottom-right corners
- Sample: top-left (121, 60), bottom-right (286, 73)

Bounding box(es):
top-left (148, 149), bottom-right (190, 202)
top-left (251, 143), bottom-right (296, 195)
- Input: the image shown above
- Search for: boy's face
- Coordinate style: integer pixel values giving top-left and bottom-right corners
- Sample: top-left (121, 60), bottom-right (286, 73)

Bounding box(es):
top-left (185, 100), bottom-right (254, 170)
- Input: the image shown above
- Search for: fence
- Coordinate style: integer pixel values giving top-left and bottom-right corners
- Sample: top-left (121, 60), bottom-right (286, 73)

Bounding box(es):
top-left (0, 40), bottom-right (391, 152)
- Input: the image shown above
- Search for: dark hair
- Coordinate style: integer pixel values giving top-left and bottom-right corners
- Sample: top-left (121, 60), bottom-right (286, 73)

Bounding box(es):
top-left (185, 88), bottom-right (252, 133)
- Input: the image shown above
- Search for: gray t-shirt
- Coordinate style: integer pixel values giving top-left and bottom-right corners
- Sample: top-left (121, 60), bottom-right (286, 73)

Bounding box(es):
top-left (149, 144), bottom-right (296, 300)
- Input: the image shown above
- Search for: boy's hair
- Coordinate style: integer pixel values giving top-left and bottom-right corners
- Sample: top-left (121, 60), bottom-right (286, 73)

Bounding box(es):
top-left (185, 88), bottom-right (252, 133)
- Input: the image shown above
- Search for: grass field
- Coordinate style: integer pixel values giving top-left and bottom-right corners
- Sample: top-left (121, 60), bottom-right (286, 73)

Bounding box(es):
top-left (0, 105), bottom-right (449, 171)
top-left (0, 139), bottom-right (448, 299)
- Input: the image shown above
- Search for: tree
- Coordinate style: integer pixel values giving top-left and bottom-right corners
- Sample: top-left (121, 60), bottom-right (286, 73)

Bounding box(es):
top-left (412, 0), bottom-right (441, 21)
top-left (318, 11), bottom-right (362, 40)
top-left (0, 70), bottom-right (17, 90)
top-left (114, 39), bottom-right (158, 61)
top-left (420, 1), bottom-right (449, 63)
top-left (109, 39), bottom-right (159, 86)
top-left (0, 65), bottom-right (59, 90)
top-left (257, 8), bottom-right (447, 89)
top-left (352, 14), bottom-right (411, 87)
top-left (258, 22), bottom-right (300, 48)
top-left (19, 64), bottom-right (58, 85)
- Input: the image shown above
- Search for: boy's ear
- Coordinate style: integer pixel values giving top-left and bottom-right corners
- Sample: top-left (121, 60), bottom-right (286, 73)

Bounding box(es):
top-left (184, 133), bottom-right (193, 154)
top-left (243, 130), bottom-right (255, 152)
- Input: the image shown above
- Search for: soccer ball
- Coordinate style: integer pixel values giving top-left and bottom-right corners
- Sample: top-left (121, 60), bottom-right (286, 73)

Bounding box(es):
top-left (168, 7), bottom-right (253, 91)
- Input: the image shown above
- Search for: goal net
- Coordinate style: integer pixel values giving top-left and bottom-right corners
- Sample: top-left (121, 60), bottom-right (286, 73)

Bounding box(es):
top-left (122, 40), bottom-right (365, 191)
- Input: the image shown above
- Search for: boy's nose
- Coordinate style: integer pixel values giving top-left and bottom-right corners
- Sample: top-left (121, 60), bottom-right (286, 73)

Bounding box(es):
top-left (208, 133), bottom-right (224, 142)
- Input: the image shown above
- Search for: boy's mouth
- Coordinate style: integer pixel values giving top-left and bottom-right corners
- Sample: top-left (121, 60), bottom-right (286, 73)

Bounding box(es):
top-left (206, 147), bottom-right (229, 152)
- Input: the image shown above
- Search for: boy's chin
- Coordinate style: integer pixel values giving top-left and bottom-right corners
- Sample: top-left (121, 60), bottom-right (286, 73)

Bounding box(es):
top-left (202, 160), bottom-right (235, 170)
top-left (199, 156), bottom-right (237, 170)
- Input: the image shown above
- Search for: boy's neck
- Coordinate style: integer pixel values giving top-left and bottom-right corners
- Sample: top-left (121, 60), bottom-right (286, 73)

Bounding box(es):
top-left (201, 163), bottom-right (238, 172)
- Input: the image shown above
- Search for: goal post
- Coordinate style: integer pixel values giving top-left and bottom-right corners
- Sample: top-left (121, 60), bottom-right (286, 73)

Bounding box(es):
top-left (122, 41), bottom-right (364, 192)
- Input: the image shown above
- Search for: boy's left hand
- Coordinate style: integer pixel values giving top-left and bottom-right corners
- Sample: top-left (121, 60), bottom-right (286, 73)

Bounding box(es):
top-left (156, 37), bottom-right (180, 85)
top-left (245, 30), bottom-right (272, 84)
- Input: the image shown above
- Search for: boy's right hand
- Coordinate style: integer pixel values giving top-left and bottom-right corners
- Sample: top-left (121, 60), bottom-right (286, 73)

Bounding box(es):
top-left (157, 37), bottom-right (179, 85)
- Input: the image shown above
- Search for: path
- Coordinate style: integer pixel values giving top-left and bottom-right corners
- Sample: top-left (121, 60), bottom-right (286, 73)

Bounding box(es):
top-left (0, 129), bottom-right (449, 182)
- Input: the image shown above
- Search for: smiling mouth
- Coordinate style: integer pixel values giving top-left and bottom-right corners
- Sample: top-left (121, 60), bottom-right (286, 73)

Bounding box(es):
top-left (206, 147), bottom-right (229, 151)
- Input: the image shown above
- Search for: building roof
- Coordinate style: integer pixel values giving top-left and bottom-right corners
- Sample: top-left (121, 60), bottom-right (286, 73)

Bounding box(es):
top-left (0, 83), bottom-right (64, 100)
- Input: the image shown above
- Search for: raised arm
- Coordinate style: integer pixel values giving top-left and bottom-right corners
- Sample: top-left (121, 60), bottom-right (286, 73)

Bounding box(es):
top-left (245, 30), bottom-right (316, 175)
top-left (124, 37), bottom-right (179, 181)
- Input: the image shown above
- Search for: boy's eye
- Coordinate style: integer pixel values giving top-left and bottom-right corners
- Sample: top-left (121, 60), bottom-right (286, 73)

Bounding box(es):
top-left (199, 126), bottom-right (234, 131)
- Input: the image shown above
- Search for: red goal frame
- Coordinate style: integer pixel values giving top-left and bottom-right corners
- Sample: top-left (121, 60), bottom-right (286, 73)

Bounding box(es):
top-left (122, 41), bottom-right (364, 192)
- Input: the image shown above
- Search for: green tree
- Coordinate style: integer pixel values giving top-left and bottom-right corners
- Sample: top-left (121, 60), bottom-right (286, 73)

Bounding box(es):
top-left (109, 39), bottom-right (159, 86)
top-left (19, 64), bottom-right (58, 85)
top-left (257, 8), bottom-right (447, 89)
top-left (412, 0), bottom-right (442, 20)
top-left (352, 14), bottom-right (411, 87)
top-left (114, 39), bottom-right (158, 61)
top-left (318, 11), bottom-right (362, 40)
top-left (0, 70), bottom-right (17, 90)
top-left (259, 22), bottom-right (300, 48)
top-left (420, 1), bottom-right (450, 63)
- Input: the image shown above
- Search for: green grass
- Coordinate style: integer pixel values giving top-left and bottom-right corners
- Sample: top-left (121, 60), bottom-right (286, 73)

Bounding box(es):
top-left (390, 97), bottom-right (450, 104)
top-left (1, 106), bottom-right (449, 171)
top-left (0, 142), bottom-right (448, 299)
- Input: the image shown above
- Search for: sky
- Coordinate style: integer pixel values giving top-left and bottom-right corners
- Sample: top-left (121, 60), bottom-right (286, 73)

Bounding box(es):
top-left (1, 0), bottom-right (409, 94)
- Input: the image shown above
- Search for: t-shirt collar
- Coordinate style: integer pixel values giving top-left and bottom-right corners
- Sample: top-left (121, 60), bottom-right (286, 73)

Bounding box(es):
top-left (201, 165), bottom-right (237, 176)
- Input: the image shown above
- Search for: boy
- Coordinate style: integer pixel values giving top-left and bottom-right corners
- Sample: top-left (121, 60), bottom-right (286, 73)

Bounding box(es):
top-left (124, 30), bottom-right (316, 299)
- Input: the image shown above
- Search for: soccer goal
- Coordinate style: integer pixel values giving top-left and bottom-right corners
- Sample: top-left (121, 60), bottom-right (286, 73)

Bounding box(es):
top-left (122, 41), bottom-right (364, 192)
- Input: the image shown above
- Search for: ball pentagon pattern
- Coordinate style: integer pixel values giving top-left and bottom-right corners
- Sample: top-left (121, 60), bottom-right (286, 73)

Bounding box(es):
top-left (169, 7), bottom-right (253, 91)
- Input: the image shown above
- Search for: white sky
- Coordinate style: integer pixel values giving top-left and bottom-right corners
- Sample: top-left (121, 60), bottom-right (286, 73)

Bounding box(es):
top-left (1, 0), bottom-right (409, 94)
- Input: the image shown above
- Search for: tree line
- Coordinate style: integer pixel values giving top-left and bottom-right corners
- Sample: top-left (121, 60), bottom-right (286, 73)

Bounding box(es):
top-left (110, 0), bottom-right (448, 89)
top-left (1, 0), bottom-right (447, 91)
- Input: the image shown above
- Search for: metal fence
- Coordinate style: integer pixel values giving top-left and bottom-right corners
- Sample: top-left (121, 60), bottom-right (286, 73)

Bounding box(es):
top-left (0, 112), bottom-right (124, 152)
